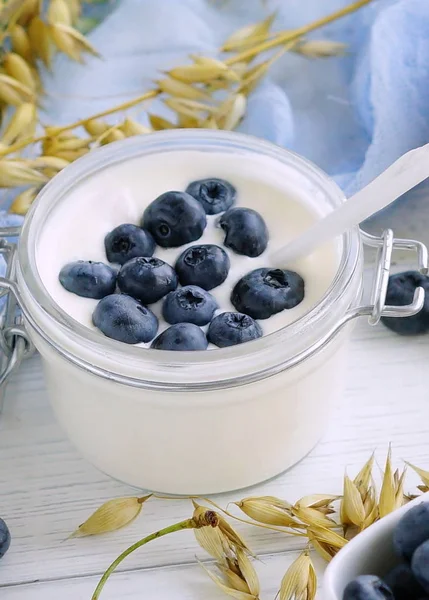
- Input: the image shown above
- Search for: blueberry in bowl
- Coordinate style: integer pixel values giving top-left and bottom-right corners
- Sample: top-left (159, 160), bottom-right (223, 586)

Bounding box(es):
top-left (142, 191), bottom-right (207, 247)
top-left (342, 575), bottom-right (394, 599)
top-left (104, 223), bottom-right (155, 265)
top-left (219, 207), bottom-right (268, 257)
top-left (323, 494), bottom-right (429, 600)
top-left (412, 540), bottom-right (429, 594)
top-left (175, 244), bottom-right (230, 290)
top-left (59, 260), bottom-right (117, 299)
top-left (207, 312), bottom-right (262, 348)
top-left (381, 271), bottom-right (429, 335)
top-left (393, 501), bottom-right (429, 561)
top-left (162, 285), bottom-right (217, 326)
top-left (384, 562), bottom-right (427, 599)
top-left (186, 177), bottom-right (236, 215)
top-left (0, 518), bottom-right (10, 559)
top-left (151, 323), bottom-right (208, 351)
top-left (231, 268), bottom-right (305, 320)
top-left (93, 294), bottom-right (158, 344)
top-left (118, 256), bottom-right (178, 304)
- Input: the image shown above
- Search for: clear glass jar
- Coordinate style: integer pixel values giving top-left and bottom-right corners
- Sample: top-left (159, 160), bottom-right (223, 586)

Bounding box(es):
top-left (1, 131), bottom-right (425, 494)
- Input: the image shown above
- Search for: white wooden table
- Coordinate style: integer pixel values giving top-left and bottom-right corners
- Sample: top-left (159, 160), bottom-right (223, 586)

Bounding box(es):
top-left (0, 314), bottom-right (428, 599)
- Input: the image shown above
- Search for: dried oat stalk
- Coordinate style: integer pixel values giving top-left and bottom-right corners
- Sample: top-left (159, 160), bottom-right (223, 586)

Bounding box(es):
top-left (339, 454), bottom-right (378, 538)
top-left (279, 549), bottom-right (317, 600)
top-left (307, 524), bottom-right (347, 563)
top-left (406, 461), bottom-right (429, 489)
top-left (91, 505), bottom-right (220, 600)
top-left (77, 445), bottom-right (428, 600)
top-left (193, 500), bottom-right (252, 561)
top-left (0, 0), bottom-right (375, 214)
top-left (199, 549), bottom-right (260, 600)
top-left (235, 494), bottom-right (338, 531)
top-left (193, 501), bottom-right (259, 600)
top-left (378, 449), bottom-right (407, 518)
top-left (71, 495), bottom-right (152, 537)
top-left (235, 496), bottom-right (302, 529)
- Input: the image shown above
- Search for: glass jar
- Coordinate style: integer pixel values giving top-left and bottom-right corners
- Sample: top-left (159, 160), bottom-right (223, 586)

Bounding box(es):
top-left (0, 131), bottom-right (426, 494)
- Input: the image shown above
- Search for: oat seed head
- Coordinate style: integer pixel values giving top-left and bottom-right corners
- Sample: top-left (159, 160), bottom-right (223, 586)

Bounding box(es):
top-left (294, 40), bottom-right (347, 58)
top-left (340, 475), bottom-right (366, 528)
top-left (10, 24), bottom-right (33, 63)
top-left (1, 102), bottom-right (36, 145)
top-left (28, 16), bottom-right (52, 67)
top-left (149, 114), bottom-right (177, 130)
top-left (71, 495), bottom-right (151, 537)
top-left (9, 186), bottom-right (39, 214)
top-left (48, 0), bottom-right (72, 26)
top-left (279, 550), bottom-right (317, 600)
top-left (235, 496), bottom-right (301, 528)
top-left (406, 462), bottom-right (429, 488)
top-left (222, 13), bottom-right (275, 52)
top-left (3, 52), bottom-right (37, 91)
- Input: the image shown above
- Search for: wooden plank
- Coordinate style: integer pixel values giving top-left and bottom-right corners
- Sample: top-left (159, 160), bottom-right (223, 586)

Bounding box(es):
top-left (0, 319), bottom-right (428, 587)
top-left (0, 550), bottom-right (327, 599)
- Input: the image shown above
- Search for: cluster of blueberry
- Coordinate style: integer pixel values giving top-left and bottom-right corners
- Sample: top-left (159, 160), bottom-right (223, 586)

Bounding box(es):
top-left (0, 518), bottom-right (10, 561)
top-left (59, 178), bottom-right (305, 351)
top-left (343, 502), bottom-right (429, 599)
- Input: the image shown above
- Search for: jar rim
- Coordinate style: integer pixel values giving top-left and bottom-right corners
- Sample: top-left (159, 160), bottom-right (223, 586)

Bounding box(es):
top-left (16, 130), bottom-right (362, 388)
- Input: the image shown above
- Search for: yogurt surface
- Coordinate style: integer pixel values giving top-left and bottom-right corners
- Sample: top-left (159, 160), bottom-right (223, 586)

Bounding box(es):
top-left (36, 149), bottom-right (340, 346)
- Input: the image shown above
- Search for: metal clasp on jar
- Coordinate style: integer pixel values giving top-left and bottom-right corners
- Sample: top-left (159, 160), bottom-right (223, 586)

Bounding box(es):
top-left (355, 229), bottom-right (428, 326)
top-left (0, 226), bottom-right (426, 403)
top-left (0, 228), bottom-right (34, 413)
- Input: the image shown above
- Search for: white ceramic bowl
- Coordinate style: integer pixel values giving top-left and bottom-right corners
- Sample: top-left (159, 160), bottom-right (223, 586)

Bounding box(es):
top-left (323, 492), bottom-right (429, 599)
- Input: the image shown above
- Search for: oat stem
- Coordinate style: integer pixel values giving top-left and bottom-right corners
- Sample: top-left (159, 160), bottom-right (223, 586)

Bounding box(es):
top-left (0, 89), bottom-right (161, 158)
top-left (92, 512), bottom-right (216, 600)
top-left (53, 88), bottom-right (161, 134)
top-left (154, 495), bottom-right (307, 537)
top-left (225, 0), bottom-right (374, 65)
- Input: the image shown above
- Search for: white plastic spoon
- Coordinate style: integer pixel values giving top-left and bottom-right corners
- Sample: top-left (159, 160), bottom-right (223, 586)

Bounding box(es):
top-left (271, 143), bottom-right (429, 266)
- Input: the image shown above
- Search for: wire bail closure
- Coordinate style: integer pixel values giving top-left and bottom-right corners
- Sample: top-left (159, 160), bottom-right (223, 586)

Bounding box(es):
top-left (0, 230), bottom-right (34, 413)
top-left (358, 229), bottom-right (427, 326)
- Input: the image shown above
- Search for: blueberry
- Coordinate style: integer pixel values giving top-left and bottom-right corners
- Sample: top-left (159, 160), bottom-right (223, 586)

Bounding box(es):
top-left (413, 540), bottom-right (429, 592)
top-left (151, 323), bottom-right (208, 351)
top-left (394, 503), bottom-right (429, 561)
top-left (162, 285), bottom-right (217, 326)
top-left (59, 260), bottom-right (117, 299)
top-left (207, 312), bottom-right (262, 348)
top-left (142, 191), bottom-right (206, 247)
top-left (342, 575), bottom-right (393, 600)
top-left (0, 518), bottom-right (10, 559)
top-left (92, 294), bottom-right (158, 344)
top-left (175, 244), bottom-right (230, 290)
top-left (219, 207), bottom-right (268, 257)
top-left (384, 563), bottom-right (426, 600)
top-left (381, 271), bottom-right (429, 335)
top-left (185, 178), bottom-right (236, 215)
top-left (118, 257), bottom-right (178, 304)
top-left (231, 268), bottom-right (305, 320)
top-left (104, 223), bottom-right (155, 265)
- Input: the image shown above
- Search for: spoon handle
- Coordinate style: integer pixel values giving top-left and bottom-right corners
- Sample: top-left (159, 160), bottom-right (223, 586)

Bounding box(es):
top-left (272, 143), bottom-right (429, 265)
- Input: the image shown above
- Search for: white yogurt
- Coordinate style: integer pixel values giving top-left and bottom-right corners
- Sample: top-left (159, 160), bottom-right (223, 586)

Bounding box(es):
top-left (37, 150), bottom-right (339, 344)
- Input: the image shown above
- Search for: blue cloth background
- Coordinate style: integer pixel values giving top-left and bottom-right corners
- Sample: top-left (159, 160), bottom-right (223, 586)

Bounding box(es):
top-left (4, 0), bottom-right (429, 267)
top-left (41, 0), bottom-right (429, 191)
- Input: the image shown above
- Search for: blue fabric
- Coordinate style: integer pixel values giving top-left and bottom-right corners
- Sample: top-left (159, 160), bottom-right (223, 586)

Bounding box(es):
top-left (5, 0), bottom-right (429, 227)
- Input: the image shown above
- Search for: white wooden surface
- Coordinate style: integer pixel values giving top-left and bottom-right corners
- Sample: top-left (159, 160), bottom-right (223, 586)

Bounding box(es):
top-left (1, 317), bottom-right (429, 599)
